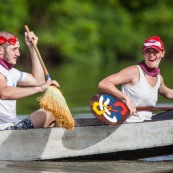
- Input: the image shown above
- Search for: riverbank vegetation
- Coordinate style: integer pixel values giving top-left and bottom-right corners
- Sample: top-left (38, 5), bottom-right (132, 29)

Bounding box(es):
top-left (1, 0), bottom-right (173, 65)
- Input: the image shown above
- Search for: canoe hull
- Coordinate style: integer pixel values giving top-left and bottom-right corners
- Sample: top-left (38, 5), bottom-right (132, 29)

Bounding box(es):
top-left (0, 115), bottom-right (173, 161)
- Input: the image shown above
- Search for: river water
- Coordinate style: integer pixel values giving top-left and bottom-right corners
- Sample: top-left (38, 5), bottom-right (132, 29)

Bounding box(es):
top-left (12, 62), bottom-right (173, 172)
top-left (0, 160), bottom-right (173, 173)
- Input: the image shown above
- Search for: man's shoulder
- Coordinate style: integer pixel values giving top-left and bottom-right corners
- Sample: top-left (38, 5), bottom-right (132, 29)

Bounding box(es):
top-left (123, 65), bottom-right (140, 74)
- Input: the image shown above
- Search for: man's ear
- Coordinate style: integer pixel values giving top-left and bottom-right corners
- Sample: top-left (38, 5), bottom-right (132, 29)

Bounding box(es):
top-left (161, 50), bottom-right (165, 58)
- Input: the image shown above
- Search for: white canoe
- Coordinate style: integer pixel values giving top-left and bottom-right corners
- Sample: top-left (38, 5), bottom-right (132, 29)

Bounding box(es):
top-left (0, 111), bottom-right (173, 161)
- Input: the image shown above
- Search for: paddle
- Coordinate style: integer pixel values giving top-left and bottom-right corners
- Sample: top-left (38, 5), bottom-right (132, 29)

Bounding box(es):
top-left (90, 93), bottom-right (173, 125)
top-left (24, 25), bottom-right (51, 80)
top-left (24, 25), bottom-right (74, 130)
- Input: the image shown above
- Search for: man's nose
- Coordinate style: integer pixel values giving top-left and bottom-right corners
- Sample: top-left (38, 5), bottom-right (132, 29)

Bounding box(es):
top-left (16, 50), bottom-right (20, 56)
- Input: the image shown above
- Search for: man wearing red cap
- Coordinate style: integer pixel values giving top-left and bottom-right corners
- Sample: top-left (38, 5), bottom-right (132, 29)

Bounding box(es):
top-left (98, 36), bottom-right (173, 122)
top-left (0, 31), bottom-right (59, 130)
top-left (142, 36), bottom-right (164, 52)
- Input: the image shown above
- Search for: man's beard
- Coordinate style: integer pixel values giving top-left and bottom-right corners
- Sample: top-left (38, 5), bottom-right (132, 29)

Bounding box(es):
top-left (3, 49), bottom-right (11, 63)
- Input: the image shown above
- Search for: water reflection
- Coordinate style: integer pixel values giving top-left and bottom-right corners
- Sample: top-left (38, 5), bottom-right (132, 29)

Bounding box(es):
top-left (0, 160), bottom-right (173, 173)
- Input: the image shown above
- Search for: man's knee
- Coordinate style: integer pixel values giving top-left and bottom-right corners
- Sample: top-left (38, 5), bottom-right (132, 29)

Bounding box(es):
top-left (30, 108), bottom-right (55, 128)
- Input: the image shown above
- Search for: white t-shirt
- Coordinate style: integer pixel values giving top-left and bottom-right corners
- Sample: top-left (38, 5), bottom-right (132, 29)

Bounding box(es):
top-left (121, 65), bottom-right (160, 122)
top-left (0, 65), bottom-right (27, 129)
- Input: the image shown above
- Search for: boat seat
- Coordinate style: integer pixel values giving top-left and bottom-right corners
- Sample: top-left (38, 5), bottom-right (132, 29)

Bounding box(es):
top-left (152, 110), bottom-right (173, 121)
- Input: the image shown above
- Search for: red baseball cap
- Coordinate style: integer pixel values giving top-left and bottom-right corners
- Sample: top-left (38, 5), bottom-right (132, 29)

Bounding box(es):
top-left (142, 36), bottom-right (164, 52)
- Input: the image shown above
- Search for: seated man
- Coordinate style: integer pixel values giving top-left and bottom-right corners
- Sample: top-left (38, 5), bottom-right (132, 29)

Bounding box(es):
top-left (0, 30), bottom-right (59, 130)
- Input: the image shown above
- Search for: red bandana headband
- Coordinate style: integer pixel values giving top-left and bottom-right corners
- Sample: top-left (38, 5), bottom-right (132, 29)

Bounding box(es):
top-left (0, 36), bottom-right (17, 45)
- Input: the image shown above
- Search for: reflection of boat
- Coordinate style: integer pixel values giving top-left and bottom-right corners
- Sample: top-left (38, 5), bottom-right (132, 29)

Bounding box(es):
top-left (0, 111), bottom-right (173, 161)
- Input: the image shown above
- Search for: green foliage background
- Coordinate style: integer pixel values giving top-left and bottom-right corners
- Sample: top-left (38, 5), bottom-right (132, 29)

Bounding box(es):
top-left (1, 0), bottom-right (173, 65)
top-left (1, 0), bottom-right (173, 114)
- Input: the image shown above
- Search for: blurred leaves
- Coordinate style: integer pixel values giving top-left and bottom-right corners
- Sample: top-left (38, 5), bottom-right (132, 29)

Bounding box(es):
top-left (1, 0), bottom-right (173, 64)
top-left (0, 0), bottom-right (28, 32)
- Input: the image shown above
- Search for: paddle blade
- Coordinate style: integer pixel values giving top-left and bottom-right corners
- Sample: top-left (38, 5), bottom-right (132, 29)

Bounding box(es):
top-left (38, 86), bottom-right (74, 130)
top-left (90, 93), bottom-right (130, 125)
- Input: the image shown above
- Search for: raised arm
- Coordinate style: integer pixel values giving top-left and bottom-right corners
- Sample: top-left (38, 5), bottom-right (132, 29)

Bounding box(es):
top-left (18, 31), bottom-right (45, 86)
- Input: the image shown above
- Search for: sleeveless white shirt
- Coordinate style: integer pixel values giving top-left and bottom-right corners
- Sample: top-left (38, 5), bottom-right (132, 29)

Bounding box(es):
top-left (0, 65), bottom-right (27, 129)
top-left (121, 65), bottom-right (160, 122)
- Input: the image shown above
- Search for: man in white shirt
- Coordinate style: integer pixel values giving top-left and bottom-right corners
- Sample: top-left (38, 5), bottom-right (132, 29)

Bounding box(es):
top-left (0, 30), bottom-right (59, 130)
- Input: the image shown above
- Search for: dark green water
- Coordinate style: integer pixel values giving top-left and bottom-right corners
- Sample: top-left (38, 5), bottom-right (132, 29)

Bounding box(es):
top-left (17, 60), bottom-right (173, 115)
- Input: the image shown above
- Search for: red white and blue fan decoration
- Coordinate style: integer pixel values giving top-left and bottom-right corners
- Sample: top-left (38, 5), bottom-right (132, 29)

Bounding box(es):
top-left (90, 93), bottom-right (130, 125)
